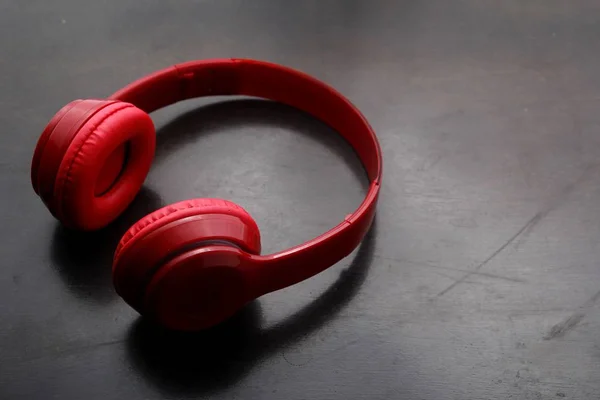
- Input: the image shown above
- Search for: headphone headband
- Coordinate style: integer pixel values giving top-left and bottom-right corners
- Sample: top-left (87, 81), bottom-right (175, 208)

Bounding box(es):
top-left (111, 58), bottom-right (381, 295)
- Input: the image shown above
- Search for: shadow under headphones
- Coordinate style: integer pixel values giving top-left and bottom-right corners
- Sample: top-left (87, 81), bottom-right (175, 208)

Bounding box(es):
top-left (31, 59), bottom-right (382, 331)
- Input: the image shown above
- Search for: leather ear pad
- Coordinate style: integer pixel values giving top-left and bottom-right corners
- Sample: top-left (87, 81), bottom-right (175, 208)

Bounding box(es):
top-left (31, 100), bottom-right (155, 230)
top-left (112, 198), bottom-right (261, 314)
top-left (115, 198), bottom-right (261, 261)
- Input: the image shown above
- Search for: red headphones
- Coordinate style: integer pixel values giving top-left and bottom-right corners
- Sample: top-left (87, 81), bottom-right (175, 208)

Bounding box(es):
top-left (31, 59), bottom-right (382, 331)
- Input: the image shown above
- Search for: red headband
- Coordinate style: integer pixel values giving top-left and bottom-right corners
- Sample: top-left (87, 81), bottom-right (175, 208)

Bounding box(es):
top-left (111, 59), bottom-right (382, 297)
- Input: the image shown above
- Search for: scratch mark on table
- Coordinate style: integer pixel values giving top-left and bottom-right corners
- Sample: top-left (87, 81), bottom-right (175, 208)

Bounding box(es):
top-left (544, 288), bottom-right (600, 340)
top-left (376, 255), bottom-right (526, 284)
top-left (13, 338), bottom-right (126, 365)
top-left (281, 351), bottom-right (309, 367)
top-left (473, 270), bottom-right (525, 283)
top-left (544, 313), bottom-right (585, 340)
top-left (515, 162), bottom-right (598, 249)
top-left (435, 162), bottom-right (599, 298)
top-left (434, 211), bottom-right (542, 298)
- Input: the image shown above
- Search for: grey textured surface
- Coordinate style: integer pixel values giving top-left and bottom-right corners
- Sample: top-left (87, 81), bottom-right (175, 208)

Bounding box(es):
top-left (2, 1), bottom-right (600, 399)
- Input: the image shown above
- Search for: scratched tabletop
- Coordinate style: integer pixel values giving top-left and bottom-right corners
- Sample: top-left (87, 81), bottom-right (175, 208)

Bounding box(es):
top-left (2, 1), bottom-right (600, 399)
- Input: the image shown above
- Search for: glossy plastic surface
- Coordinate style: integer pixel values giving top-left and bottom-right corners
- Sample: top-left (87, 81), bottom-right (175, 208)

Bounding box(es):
top-left (144, 246), bottom-right (249, 331)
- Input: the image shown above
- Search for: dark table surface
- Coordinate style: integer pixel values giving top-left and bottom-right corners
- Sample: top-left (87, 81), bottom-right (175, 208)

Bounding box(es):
top-left (2, 1), bottom-right (600, 399)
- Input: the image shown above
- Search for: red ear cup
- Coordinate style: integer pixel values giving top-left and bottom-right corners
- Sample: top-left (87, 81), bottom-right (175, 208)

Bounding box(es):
top-left (31, 99), bottom-right (155, 230)
top-left (112, 198), bottom-right (261, 331)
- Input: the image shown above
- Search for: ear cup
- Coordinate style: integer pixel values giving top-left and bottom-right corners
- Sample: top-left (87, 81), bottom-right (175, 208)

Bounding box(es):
top-left (115, 198), bottom-right (261, 258)
top-left (112, 198), bottom-right (261, 323)
top-left (31, 99), bottom-right (155, 230)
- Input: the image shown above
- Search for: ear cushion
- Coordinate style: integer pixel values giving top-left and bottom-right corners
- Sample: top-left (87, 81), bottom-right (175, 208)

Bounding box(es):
top-left (115, 198), bottom-right (261, 262)
top-left (112, 198), bottom-right (261, 314)
top-left (31, 99), bottom-right (84, 193)
top-left (33, 100), bottom-right (155, 230)
top-left (33, 99), bottom-right (115, 201)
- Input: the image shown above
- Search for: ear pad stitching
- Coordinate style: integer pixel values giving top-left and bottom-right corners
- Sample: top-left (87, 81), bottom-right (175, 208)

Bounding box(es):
top-left (116, 203), bottom-right (195, 255)
top-left (115, 200), bottom-right (248, 256)
top-left (55, 103), bottom-right (135, 222)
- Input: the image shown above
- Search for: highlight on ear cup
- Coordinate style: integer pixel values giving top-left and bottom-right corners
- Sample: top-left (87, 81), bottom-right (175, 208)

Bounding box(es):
top-left (31, 99), bottom-right (156, 230)
top-left (112, 198), bottom-right (261, 330)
